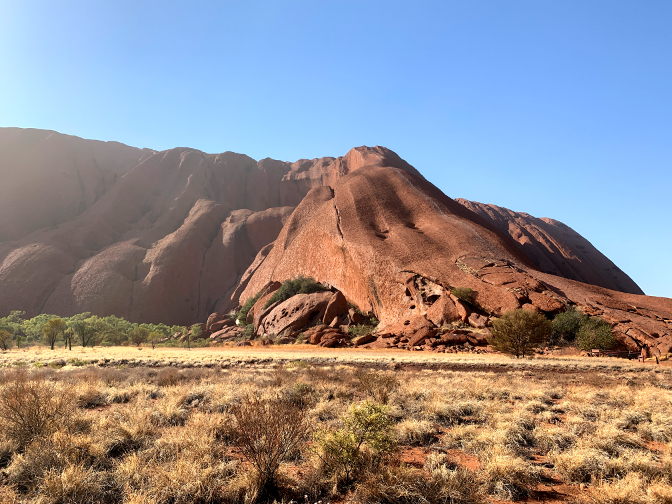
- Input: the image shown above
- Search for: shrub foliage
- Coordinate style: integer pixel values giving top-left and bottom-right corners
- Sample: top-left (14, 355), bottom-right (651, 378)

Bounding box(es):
top-left (227, 396), bottom-right (309, 497)
top-left (551, 308), bottom-right (617, 350)
top-left (576, 317), bottom-right (617, 351)
top-left (263, 276), bottom-right (327, 309)
top-left (0, 371), bottom-right (75, 449)
top-left (489, 309), bottom-right (552, 358)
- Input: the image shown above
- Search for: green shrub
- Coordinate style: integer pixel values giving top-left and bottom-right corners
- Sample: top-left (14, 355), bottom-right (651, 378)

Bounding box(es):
top-left (488, 309), bottom-right (552, 358)
top-left (348, 324), bottom-right (377, 337)
top-left (236, 293), bottom-right (262, 326)
top-left (576, 317), bottom-right (617, 351)
top-left (315, 401), bottom-right (396, 485)
top-left (551, 308), bottom-right (586, 343)
top-left (451, 287), bottom-right (474, 303)
top-left (263, 276), bottom-right (327, 309)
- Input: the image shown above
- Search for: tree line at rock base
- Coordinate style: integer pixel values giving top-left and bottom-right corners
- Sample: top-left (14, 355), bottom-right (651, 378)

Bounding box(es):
top-left (0, 311), bottom-right (193, 351)
top-left (0, 277), bottom-right (621, 357)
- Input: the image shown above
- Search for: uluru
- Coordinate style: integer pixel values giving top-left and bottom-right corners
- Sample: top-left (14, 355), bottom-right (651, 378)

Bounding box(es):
top-left (0, 127), bottom-right (670, 354)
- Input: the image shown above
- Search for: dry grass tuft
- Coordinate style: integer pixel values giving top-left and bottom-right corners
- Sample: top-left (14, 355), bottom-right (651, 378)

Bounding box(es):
top-left (586, 473), bottom-right (647, 504)
top-left (479, 448), bottom-right (540, 501)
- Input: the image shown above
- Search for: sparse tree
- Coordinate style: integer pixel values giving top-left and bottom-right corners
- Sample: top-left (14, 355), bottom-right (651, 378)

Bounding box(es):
top-left (63, 327), bottom-right (74, 351)
top-left (72, 321), bottom-right (96, 347)
top-left (43, 318), bottom-right (67, 350)
top-left (488, 309), bottom-right (552, 358)
top-left (0, 330), bottom-right (13, 351)
top-left (148, 331), bottom-right (161, 349)
top-left (187, 325), bottom-right (202, 350)
top-left (129, 327), bottom-right (148, 347)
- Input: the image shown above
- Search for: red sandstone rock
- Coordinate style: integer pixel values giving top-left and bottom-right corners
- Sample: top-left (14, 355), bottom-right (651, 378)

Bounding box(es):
top-left (206, 313), bottom-right (223, 331)
top-left (248, 281), bottom-right (282, 326)
top-left (528, 291), bottom-right (565, 314)
top-left (409, 326), bottom-right (438, 347)
top-left (426, 295), bottom-right (459, 326)
top-left (210, 326), bottom-right (243, 340)
top-left (1, 128), bottom-right (669, 354)
top-left (303, 325), bottom-right (328, 345)
top-left (210, 318), bottom-right (235, 333)
top-left (352, 333), bottom-right (377, 346)
top-left (441, 332), bottom-right (469, 345)
top-left (468, 313), bottom-right (488, 329)
top-left (455, 199), bottom-right (644, 295)
top-left (449, 295), bottom-right (471, 323)
top-left (256, 291), bottom-right (333, 338)
top-left (323, 291), bottom-right (348, 325)
top-left (348, 308), bottom-right (366, 325)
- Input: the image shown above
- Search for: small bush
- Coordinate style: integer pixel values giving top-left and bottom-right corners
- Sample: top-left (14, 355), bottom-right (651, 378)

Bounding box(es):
top-left (263, 276), bottom-right (327, 309)
top-left (551, 307), bottom-right (586, 343)
top-left (356, 371), bottom-right (399, 404)
top-left (227, 396), bottom-right (309, 497)
top-left (354, 464), bottom-right (483, 504)
top-left (576, 317), bottom-right (617, 351)
top-left (451, 287), bottom-right (474, 303)
top-left (0, 371), bottom-right (76, 449)
top-left (586, 472), bottom-right (647, 504)
top-left (38, 464), bottom-right (120, 504)
top-left (315, 400), bottom-right (396, 485)
top-left (488, 309), bottom-right (552, 358)
top-left (348, 324), bottom-right (378, 337)
top-left (480, 449), bottom-right (540, 501)
top-left (236, 293), bottom-right (261, 326)
top-left (396, 419), bottom-right (439, 446)
top-left (551, 446), bottom-right (609, 483)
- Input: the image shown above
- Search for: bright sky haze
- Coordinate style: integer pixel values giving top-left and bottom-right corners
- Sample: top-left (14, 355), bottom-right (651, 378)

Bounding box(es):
top-left (1, 0), bottom-right (670, 297)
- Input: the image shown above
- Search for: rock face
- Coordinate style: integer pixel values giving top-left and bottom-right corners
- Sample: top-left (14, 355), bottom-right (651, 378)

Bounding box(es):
top-left (1, 127), bottom-right (670, 354)
top-left (0, 129), bottom-right (412, 325)
top-left (239, 163), bottom-right (672, 355)
top-left (0, 128), bottom-right (154, 242)
top-left (455, 200), bottom-right (643, 295)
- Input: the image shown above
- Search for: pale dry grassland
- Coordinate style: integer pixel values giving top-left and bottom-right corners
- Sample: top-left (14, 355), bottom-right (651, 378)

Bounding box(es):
top-left (0, 346), bottom-right (670, 504)
top-left (1, 344), bottom-right (669, 372)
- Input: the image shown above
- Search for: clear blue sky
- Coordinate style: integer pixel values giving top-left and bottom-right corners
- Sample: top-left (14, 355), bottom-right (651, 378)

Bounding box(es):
top-left (1, 0), bottom-right (670, 297)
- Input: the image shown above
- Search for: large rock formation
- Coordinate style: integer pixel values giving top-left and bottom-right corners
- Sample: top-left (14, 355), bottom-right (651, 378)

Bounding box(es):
top-left (0, 128), bottom-right (153, 242)
top-left (1, 127), bottom-right (669, 354)
top-left (0, 129), bottom-right (423, 325)
top-left (239, 164), bottom-right (672, 355)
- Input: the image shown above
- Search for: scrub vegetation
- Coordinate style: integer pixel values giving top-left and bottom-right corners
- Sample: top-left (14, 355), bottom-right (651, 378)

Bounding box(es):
top-left (0, 353), bottom-right (670, 503)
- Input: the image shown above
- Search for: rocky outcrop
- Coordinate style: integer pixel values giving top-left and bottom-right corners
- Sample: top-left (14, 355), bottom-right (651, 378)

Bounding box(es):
top-left (0, 128), bottom-right (153, 242)
top-left (0, 129), bottom-right (415, 325)
top-left (2, 127), bottom-right (669, 353)
top-left (255, 291), bottom-right (333, 338)
top-left (239, 164), bottom-right (672, 355)
top-left (455, 199), bottom-right (643, 295)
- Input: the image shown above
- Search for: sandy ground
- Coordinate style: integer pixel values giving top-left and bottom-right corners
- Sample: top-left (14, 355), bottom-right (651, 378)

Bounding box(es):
top-left (1, 344), bottom-right (670, 374)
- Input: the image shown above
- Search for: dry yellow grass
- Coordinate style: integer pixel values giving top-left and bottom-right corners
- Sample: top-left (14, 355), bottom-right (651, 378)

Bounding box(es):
top-left (2, 343), bottom-right (671, 373)
top-left (0, 347), bottom-right (670, 503)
